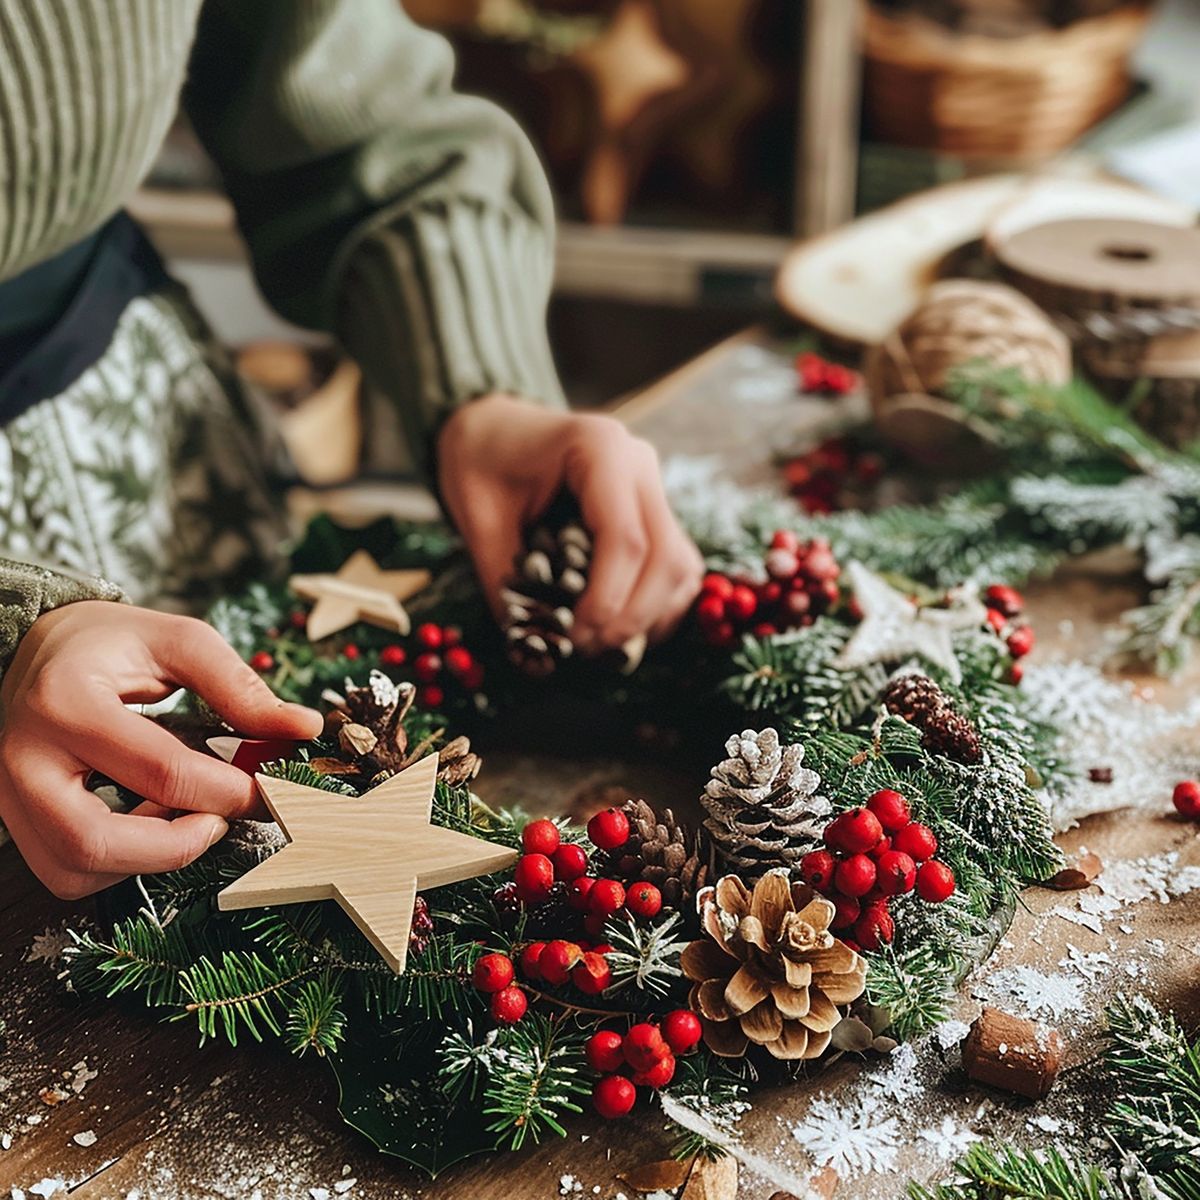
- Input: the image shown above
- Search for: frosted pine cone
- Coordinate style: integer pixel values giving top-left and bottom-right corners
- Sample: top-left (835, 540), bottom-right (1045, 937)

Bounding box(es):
top-left (701, 729), bottom-right (831, 878)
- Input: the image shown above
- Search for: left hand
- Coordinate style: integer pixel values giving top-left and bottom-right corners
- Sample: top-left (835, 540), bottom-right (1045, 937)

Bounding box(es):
top-left (437, 394), bottom-right (704, 651)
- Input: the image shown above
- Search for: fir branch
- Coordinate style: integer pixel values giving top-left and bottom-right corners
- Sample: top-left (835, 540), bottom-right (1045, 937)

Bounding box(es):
top-left (661, 1050), bottom-right (751, 1161)
top-left (867, 945), bottom-right (958, 1042)
top-left (604, 912), bottom-right (689, 997)
top-left (908, 1144), bottom-right (1118, 1200)
top-left (284, 975), bottom-right (347, 1056)
top-left (178, 950), bottom-right (315, 1045)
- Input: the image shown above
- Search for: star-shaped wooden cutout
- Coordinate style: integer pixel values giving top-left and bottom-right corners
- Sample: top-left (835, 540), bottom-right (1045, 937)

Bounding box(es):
top-left (289, 550), bottom-right (431, 642)
top-left (833, 562), bottom-right (987, 684)
top-left (217, 754), bottom-right (516, 972)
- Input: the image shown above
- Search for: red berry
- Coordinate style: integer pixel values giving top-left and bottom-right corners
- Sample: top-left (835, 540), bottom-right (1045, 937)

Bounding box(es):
top-left (249, 651), bottom-right (274, 672)
top-left (416, 623), bottom-right (444, 649)
top-left (784, 590), bottom-right (812, 622)
top-left (801, 543), bottom-right (840, 584)
top-left (572, 951), bottom-right (613, 996)
top-left (893, 822), bottom-right (937, 862)
top-left (518, 941), bottom-right (547, 980)
top-left (418, 684), bottom-right (445, 710)
top-left (587, 809), bottom-right (631, 851)
top-left (623, 1023), bottom-right (668, 1072)
top-left (985, 584), bottom-right (1024, 617)
top-left (661, 1010), bottom-right (703, 1055)
top-left (800, 849), bottom-right (836, 892)
top-left (552, 843), bottom-right (589, 882)
top-left (834, 808), bottom-right (884, 854)
top-left (752, 622), bottom-right (779, 638)
top-left (593, 1074), bottom-right (636, 1120)
top-left (870, 836), bottom-right (892, 858)
top-left (414, 652), bottom-right (441, 682)
top-left (727, 584), bottom-right (758, 622)
top-left (760, 580), bottom-right (784, 605)
top-left (834, 853), bottom-right (877, 898)
top-left (916, 861), bottom-right (956, 903)
top-left (567, 876), bottom-right (597, 910)
top-left (701, 573), bottom-right (735, 600)
top-left (513, 853), bottom-right (555, 905)
top-left (866, 789), bottom-right (911, 833)
top-left (625, 882), bottom-right (662, 920)
top-left (1007, 662), bottom-right (1024, 686)
top-left (770, 529), bottom-right (799, 552)
top-left (587, 879), bottom-right (626, 918)
top-left (1007, 626), bottom-right (1035, 659)
top-left (696, 594), bottom-right (726, 628)
top-left (829, 893), bottom-right (861, 930)
top-left (521, 818), bottom-right (561, 857)
top-left (380, 644), bottom-right (406, 667)
top-left (874, 850), bottom-right (917, 897)
top-left (490, 985), bottom-right (527, 1024)
top-left (766, 549), bottom-right (800, 581)
top-left (289, 609), bottom-right (308, 630)
top-left (462, 662), bottom-right (486, 691)
top-left (443, 626), bottom-right (462, 646)
top-left (985, 608), bottom-right (1008, 635)
top-left (1172, 780), bottom-right (1200, 819)
top-left (539, 940), bottom-right (582, 987)
top-left (342, 643), bottom-right (360, 661)
top-left (472, 952), bottom-right (515, 993)
top-left (585, 1030), bottom-right (626, 1074)
top-left (444, 645), bottom-right (474, 678)
top-left (854, 902), bottom-right (895, 951)
top-left (710, 621), bottom-right (737, 648)
top-left (632, 1052), bottom-right (676, 1089)
top-left (582, 912), bottom-right (609, 939)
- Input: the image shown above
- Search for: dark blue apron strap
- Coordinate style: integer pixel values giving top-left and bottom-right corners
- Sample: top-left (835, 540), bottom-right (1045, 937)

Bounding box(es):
top-left (0, 213), bottom-right (169, 427)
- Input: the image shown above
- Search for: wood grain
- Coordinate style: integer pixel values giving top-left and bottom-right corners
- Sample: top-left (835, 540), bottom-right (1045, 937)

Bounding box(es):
top-left (290, 549), bottom-right (431, 642)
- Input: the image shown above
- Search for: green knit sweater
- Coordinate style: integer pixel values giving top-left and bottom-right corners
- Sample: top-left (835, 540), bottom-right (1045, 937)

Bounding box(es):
top-left (0, 0), bottom-right (564, 669)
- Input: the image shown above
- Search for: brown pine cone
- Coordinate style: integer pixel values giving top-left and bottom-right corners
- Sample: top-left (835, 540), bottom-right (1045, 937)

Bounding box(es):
top-left (608, 798), bottom-right (709, 911)
top-left (881, 674), bottom-right (945, 726)
top-left (921, 710), bottom-right (983, 765)
top-left (883, 672), bottom-right (983, 765)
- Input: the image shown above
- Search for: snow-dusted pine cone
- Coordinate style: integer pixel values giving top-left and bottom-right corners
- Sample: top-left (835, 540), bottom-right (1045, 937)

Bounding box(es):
top-left (701, 729), bottom-right (831, 879)
top-left (882, 672), bottom-right (982, 765)
top-left (608, 798), bottom-right (709, 911)
top-left (502, 498), bottom-right (644, 677)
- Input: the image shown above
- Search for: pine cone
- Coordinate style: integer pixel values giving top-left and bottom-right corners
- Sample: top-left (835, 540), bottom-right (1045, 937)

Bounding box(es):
top-left (882, 672), bottom-right (983, 765)
top-left (701, 729), bottom-right (831, 879)
top-left (681, 872), bottom-right (866, 1060)
top-left (503, 498), bottom-right (645, 677)
top-left (608, 799), bottom-right (709, 911)
top-left (437, 735), bottom-right (482, 786)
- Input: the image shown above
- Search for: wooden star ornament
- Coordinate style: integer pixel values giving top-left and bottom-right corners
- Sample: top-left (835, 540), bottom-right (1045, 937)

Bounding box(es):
top-left (833, 562), bottom-right (987, 685)
top-left (217, 754), bottom-right (516, 972)
top-left (289, 550), bottom-right (432, 642)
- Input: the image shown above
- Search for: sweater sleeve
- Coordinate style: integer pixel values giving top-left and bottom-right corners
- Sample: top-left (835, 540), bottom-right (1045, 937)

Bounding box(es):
top-left (184, 0), bottom-right (566, 476)
top-left (0, 558), bottom-right (125, 676)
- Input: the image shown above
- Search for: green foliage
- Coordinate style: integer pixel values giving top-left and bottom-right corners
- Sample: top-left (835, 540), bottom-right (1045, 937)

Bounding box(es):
top-left (908, 1144), bottom-right (1119, 1200)
top-left (604, 911), bottom-right (689, 998)
top-left (662, 1050), bottom-right (751, 1161)
top-left (866, 946), bottom-right (957, 1043)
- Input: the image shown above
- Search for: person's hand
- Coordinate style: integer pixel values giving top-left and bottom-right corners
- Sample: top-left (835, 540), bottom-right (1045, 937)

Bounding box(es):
top-left (0, 602), bottom-right (323, 899)
top-left (438, 395), bottom-right (704, 651)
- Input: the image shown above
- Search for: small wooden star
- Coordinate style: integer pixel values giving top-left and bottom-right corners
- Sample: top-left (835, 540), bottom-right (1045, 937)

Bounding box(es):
top-left (833, 562), bottom-right (987, 684)
top-left (289, 550), bottom-right (431, 642)
top-left (217, 754), bottom-right (516, 972)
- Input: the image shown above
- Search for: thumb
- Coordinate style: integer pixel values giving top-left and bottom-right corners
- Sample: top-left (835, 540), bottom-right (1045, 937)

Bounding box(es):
top-left (149, 617), bottom-right (324, 740)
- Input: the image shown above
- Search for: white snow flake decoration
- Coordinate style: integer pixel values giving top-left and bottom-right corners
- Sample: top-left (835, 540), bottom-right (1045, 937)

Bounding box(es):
top-left (917, 1116), bottom-right (980, 1160)
top-left (790, 1094), bottom-right (901, 1176)
top-left (976, 966), bottom-right (1085, 1020)
top-left (833, 563), bottom-right (987, 684)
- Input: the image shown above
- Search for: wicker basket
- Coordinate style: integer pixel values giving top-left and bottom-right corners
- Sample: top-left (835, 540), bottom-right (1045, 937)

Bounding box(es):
top-left (862, 3), bottom-right (1153, 161)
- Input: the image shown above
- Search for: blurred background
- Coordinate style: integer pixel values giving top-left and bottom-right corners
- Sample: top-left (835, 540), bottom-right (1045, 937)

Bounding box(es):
top-left (135, 0), bottom-right (1200, 492)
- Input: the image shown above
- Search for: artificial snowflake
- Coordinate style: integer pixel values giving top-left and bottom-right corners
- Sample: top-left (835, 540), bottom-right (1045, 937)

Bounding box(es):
top-left (976, 966), bottom-right (1085, 1020)
top-left (833, 563), bottom-right (986, 683)
top-left (790, 1094), bottom-right (901, 1176)
top-left (865, 1043), bottom-right (923, 1105)
top-left (917, 1116), bottom-right (981, 1160)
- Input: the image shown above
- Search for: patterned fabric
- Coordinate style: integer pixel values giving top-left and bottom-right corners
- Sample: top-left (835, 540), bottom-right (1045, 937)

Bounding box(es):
top-left (0, 283), bottom-right (288, 612)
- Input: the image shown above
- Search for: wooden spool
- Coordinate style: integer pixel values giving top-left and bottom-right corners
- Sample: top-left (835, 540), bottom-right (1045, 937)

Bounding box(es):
top-left (996, 218), bottom-right (1200, 445)
top-left (961, 1005), bottom-right (1063, 1099)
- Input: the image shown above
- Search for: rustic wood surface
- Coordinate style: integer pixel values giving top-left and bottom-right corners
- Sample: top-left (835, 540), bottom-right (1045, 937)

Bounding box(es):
top-left (3, 331), bottom-right (1199, 1198)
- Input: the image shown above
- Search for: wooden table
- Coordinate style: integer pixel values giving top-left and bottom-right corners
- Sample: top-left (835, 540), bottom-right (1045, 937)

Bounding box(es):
top-left (3, 332), bottom-right (1199, 1199)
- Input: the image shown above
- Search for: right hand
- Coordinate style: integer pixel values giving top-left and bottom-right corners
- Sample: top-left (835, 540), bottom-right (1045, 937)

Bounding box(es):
top-left (0, 602), bottom-right (323, 900)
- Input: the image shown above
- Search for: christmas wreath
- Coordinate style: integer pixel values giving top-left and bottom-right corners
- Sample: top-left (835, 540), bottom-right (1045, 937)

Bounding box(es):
top-left (58, 365), bottom-right (1199, 1179)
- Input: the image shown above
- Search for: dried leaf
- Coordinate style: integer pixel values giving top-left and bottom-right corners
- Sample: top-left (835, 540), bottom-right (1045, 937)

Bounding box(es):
top-left (1044, 852), bottom-right (1102, 891)
top-left (308, 757), bottom-right (362, 776)
top-left (681, 1152), bottom-right (738, 1200)
top-left (338, 722), bottom-right (378, 757)
top-left (830, 1016), bottom-right (875, 1053)
top-left (615, 1158), bottom-right (692, 1192)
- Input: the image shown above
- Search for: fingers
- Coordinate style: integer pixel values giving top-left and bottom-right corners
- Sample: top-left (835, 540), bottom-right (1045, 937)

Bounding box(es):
top-left (74, 704), bottom-right (266, 819)
top-left (142, 615), bottom-right (322, 740)
top-left (453, 484), bottom-right (524, 620)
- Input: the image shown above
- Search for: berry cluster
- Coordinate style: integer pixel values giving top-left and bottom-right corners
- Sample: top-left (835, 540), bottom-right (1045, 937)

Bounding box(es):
top-left (470, 951), bottom-right (528, 1024)
top-left (585, 1013), bottom-right (702, 1119)
top-left (1172, 780), bottom-right (1200, 819)
top-left (799, 790), bottom-right (955, 952)
top-left (983, 585), bottom-right (1034, 684)
top-left (696, 531), bottom-right (842, 648)
top-left (795, 352), bottom-right (858, 397)
top-left (781, 436), bottom-right (884, 516)
top-left (511, 810), bottom-right (661, 936)
top-left (401, 622), bottom-right (485, 710)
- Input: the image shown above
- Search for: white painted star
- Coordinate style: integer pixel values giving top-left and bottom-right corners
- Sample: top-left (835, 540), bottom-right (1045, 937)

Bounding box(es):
top-left (833, 562), bottom-right (986, 684)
